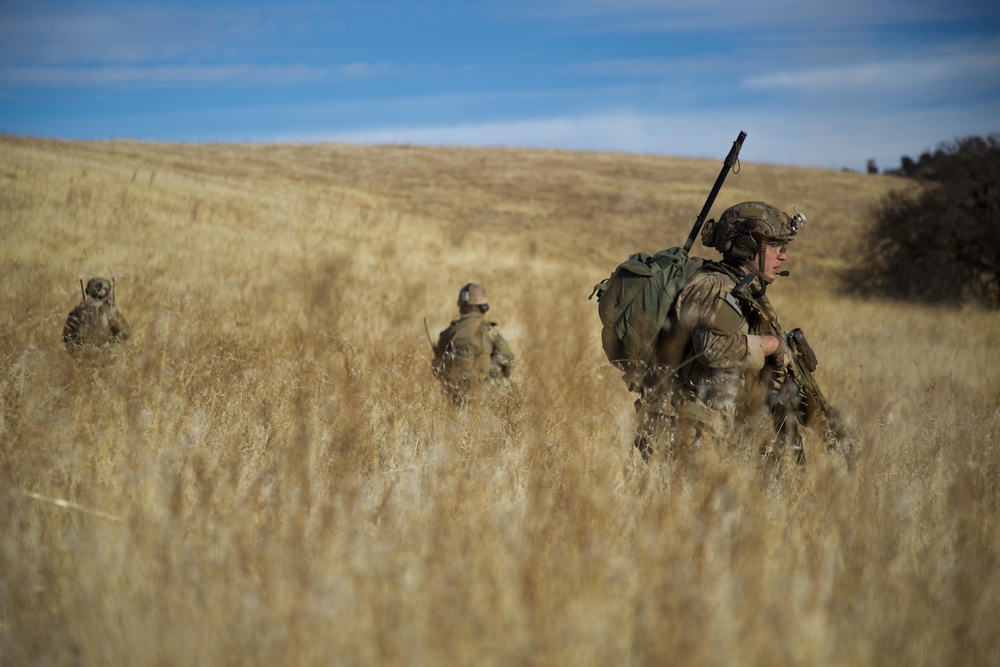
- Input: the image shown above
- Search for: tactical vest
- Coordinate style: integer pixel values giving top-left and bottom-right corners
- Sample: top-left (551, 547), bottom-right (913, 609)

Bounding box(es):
top-left (63, 301), bottom-right (114, 350)
top-left (433, 315), bottom-right (493, 394)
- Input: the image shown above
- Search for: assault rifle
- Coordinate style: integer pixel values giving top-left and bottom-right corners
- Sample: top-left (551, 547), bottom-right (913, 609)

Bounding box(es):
top-left (748, 288), bottom-right (854, 467)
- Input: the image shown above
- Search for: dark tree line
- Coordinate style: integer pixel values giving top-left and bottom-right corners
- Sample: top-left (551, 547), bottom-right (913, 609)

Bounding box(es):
top-left (848, 135), bottom-right (1000, 308)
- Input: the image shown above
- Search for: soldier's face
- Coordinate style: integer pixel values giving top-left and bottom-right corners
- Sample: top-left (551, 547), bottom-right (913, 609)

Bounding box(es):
top-left (761, 241), bottom-right (787, 280)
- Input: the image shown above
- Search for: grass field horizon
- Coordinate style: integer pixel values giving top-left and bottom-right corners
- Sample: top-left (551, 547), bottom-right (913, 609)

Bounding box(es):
top-left (2, 135), bottom-right (998, 666)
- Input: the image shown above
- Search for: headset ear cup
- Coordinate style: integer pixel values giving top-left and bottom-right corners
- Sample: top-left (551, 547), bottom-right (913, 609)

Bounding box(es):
top-left (729, 235), bottom-right (757, 263)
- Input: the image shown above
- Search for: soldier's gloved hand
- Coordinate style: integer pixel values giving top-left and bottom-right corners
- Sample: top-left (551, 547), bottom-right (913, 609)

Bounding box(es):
top-left (766, 334), bottom-right (792, 370)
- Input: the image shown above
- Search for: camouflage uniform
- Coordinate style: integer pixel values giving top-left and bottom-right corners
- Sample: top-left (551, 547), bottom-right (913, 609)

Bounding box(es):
top-left (63, 277), bottom-right (131, 358)
top-left (432, 283), bottom-right (515, 405)
top-left (635, 202), bottom-right (805, 462)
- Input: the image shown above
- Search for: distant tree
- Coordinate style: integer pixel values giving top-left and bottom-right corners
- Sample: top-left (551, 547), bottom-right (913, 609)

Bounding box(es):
top-left (898, 155), bottom-right (917, 177)
top-left (866, 159), bottom-right (878, 175)
top-left (846, 135), bottom-right (1000, 308)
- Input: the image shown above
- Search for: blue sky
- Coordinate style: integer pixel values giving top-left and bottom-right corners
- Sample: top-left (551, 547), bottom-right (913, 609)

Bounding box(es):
top-left (1, 1), bottom-right (998, 171)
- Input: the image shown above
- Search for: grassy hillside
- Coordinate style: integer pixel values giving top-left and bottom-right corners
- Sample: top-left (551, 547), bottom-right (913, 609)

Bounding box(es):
top-left (1, 135), bottom-right (998, 666)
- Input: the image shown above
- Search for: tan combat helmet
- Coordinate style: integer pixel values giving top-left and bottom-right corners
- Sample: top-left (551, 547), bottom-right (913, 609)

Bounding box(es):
top-left (85, 277), bottom-right (112, 300)
top-left (458, 283), bottom-right (489, 311)
top-left (703, 201), bottom-right (806, 275)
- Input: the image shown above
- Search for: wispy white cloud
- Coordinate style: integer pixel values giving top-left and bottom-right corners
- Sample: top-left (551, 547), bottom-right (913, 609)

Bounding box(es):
top-left (284, 104), bottom-right (1000, 171)
top-left (0, 4), bottom-right (232, 64)
top-left (744, 37), bottom-right (1000, 97)
top-left (282, 111), bottom-right (782, 162)
top-left (0, 61), bottom-right (415, 88)
top-left (568, 57), bottom-right (702, 78)
top-left (0, 63), bottom-right (328, 87)
top-left (0, 3), bottom-right (431, 88)
top-left (0, 2), bottom-right (340, 65)
top-left (337, 62), bottom-right (401, 79)
top-left (317, 112), bottom-right (673, 152)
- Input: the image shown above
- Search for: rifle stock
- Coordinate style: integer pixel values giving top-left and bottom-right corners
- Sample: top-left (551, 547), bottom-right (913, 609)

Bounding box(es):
top-left (682, 131), bottom-right (747, 254)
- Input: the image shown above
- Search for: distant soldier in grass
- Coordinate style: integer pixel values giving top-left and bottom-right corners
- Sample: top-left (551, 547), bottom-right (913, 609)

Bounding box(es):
top-left (63, 277), bottom-right (131, 359)
top-left (432, 283), bottom-right (514, 405)
top-left (634, 202), bottom-right (810, 463)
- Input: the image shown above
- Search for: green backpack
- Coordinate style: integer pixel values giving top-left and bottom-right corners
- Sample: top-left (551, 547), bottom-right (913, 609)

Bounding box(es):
top-left (590, 247), bottom-right (704, 373)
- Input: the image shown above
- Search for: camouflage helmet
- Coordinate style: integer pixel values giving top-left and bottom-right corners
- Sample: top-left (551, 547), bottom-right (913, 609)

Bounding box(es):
top-left (703, 201), bottom-right (806, 259)
top-left (85, 277), bottom-right (112, 300)
top-left (457, 283), bottom-right (488, 307)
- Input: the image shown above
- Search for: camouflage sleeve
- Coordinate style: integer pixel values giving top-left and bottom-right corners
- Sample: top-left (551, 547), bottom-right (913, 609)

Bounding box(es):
top-left (62, 307), bottom-right (82, 346)
top-left (676, 272), bottom-right (765, 373)
top-left (487, 325), bottom-right (514, 377)
top-left (110, 308), bottom-right (131, 340)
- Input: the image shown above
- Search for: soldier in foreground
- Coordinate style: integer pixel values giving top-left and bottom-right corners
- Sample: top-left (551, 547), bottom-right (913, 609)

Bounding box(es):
top-left (595, 132), bottom-right (850, 466)
top-left (431, 283), bottom-right (514, 405)
top-left (63, 277), bottom-right (131, 359)
top-left (634, 201), bottom-right (815, 462)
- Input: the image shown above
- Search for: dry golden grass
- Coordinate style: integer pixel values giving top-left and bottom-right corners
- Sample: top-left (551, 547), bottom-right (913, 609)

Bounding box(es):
top-left (1, 135), bottom-right (998, 666)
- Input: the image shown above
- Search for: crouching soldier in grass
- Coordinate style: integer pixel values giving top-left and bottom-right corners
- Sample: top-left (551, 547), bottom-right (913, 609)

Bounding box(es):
top-left (63, 276), bottom-right (131, 360)
top-left (432, 283), bottom-right (514, 406)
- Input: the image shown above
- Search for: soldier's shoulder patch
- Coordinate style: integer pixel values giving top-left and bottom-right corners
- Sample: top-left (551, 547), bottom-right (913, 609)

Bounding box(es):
top-left (722, 292), bottom-right (744, 317)
top-left (707, 290), bottom-right (746, 335)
